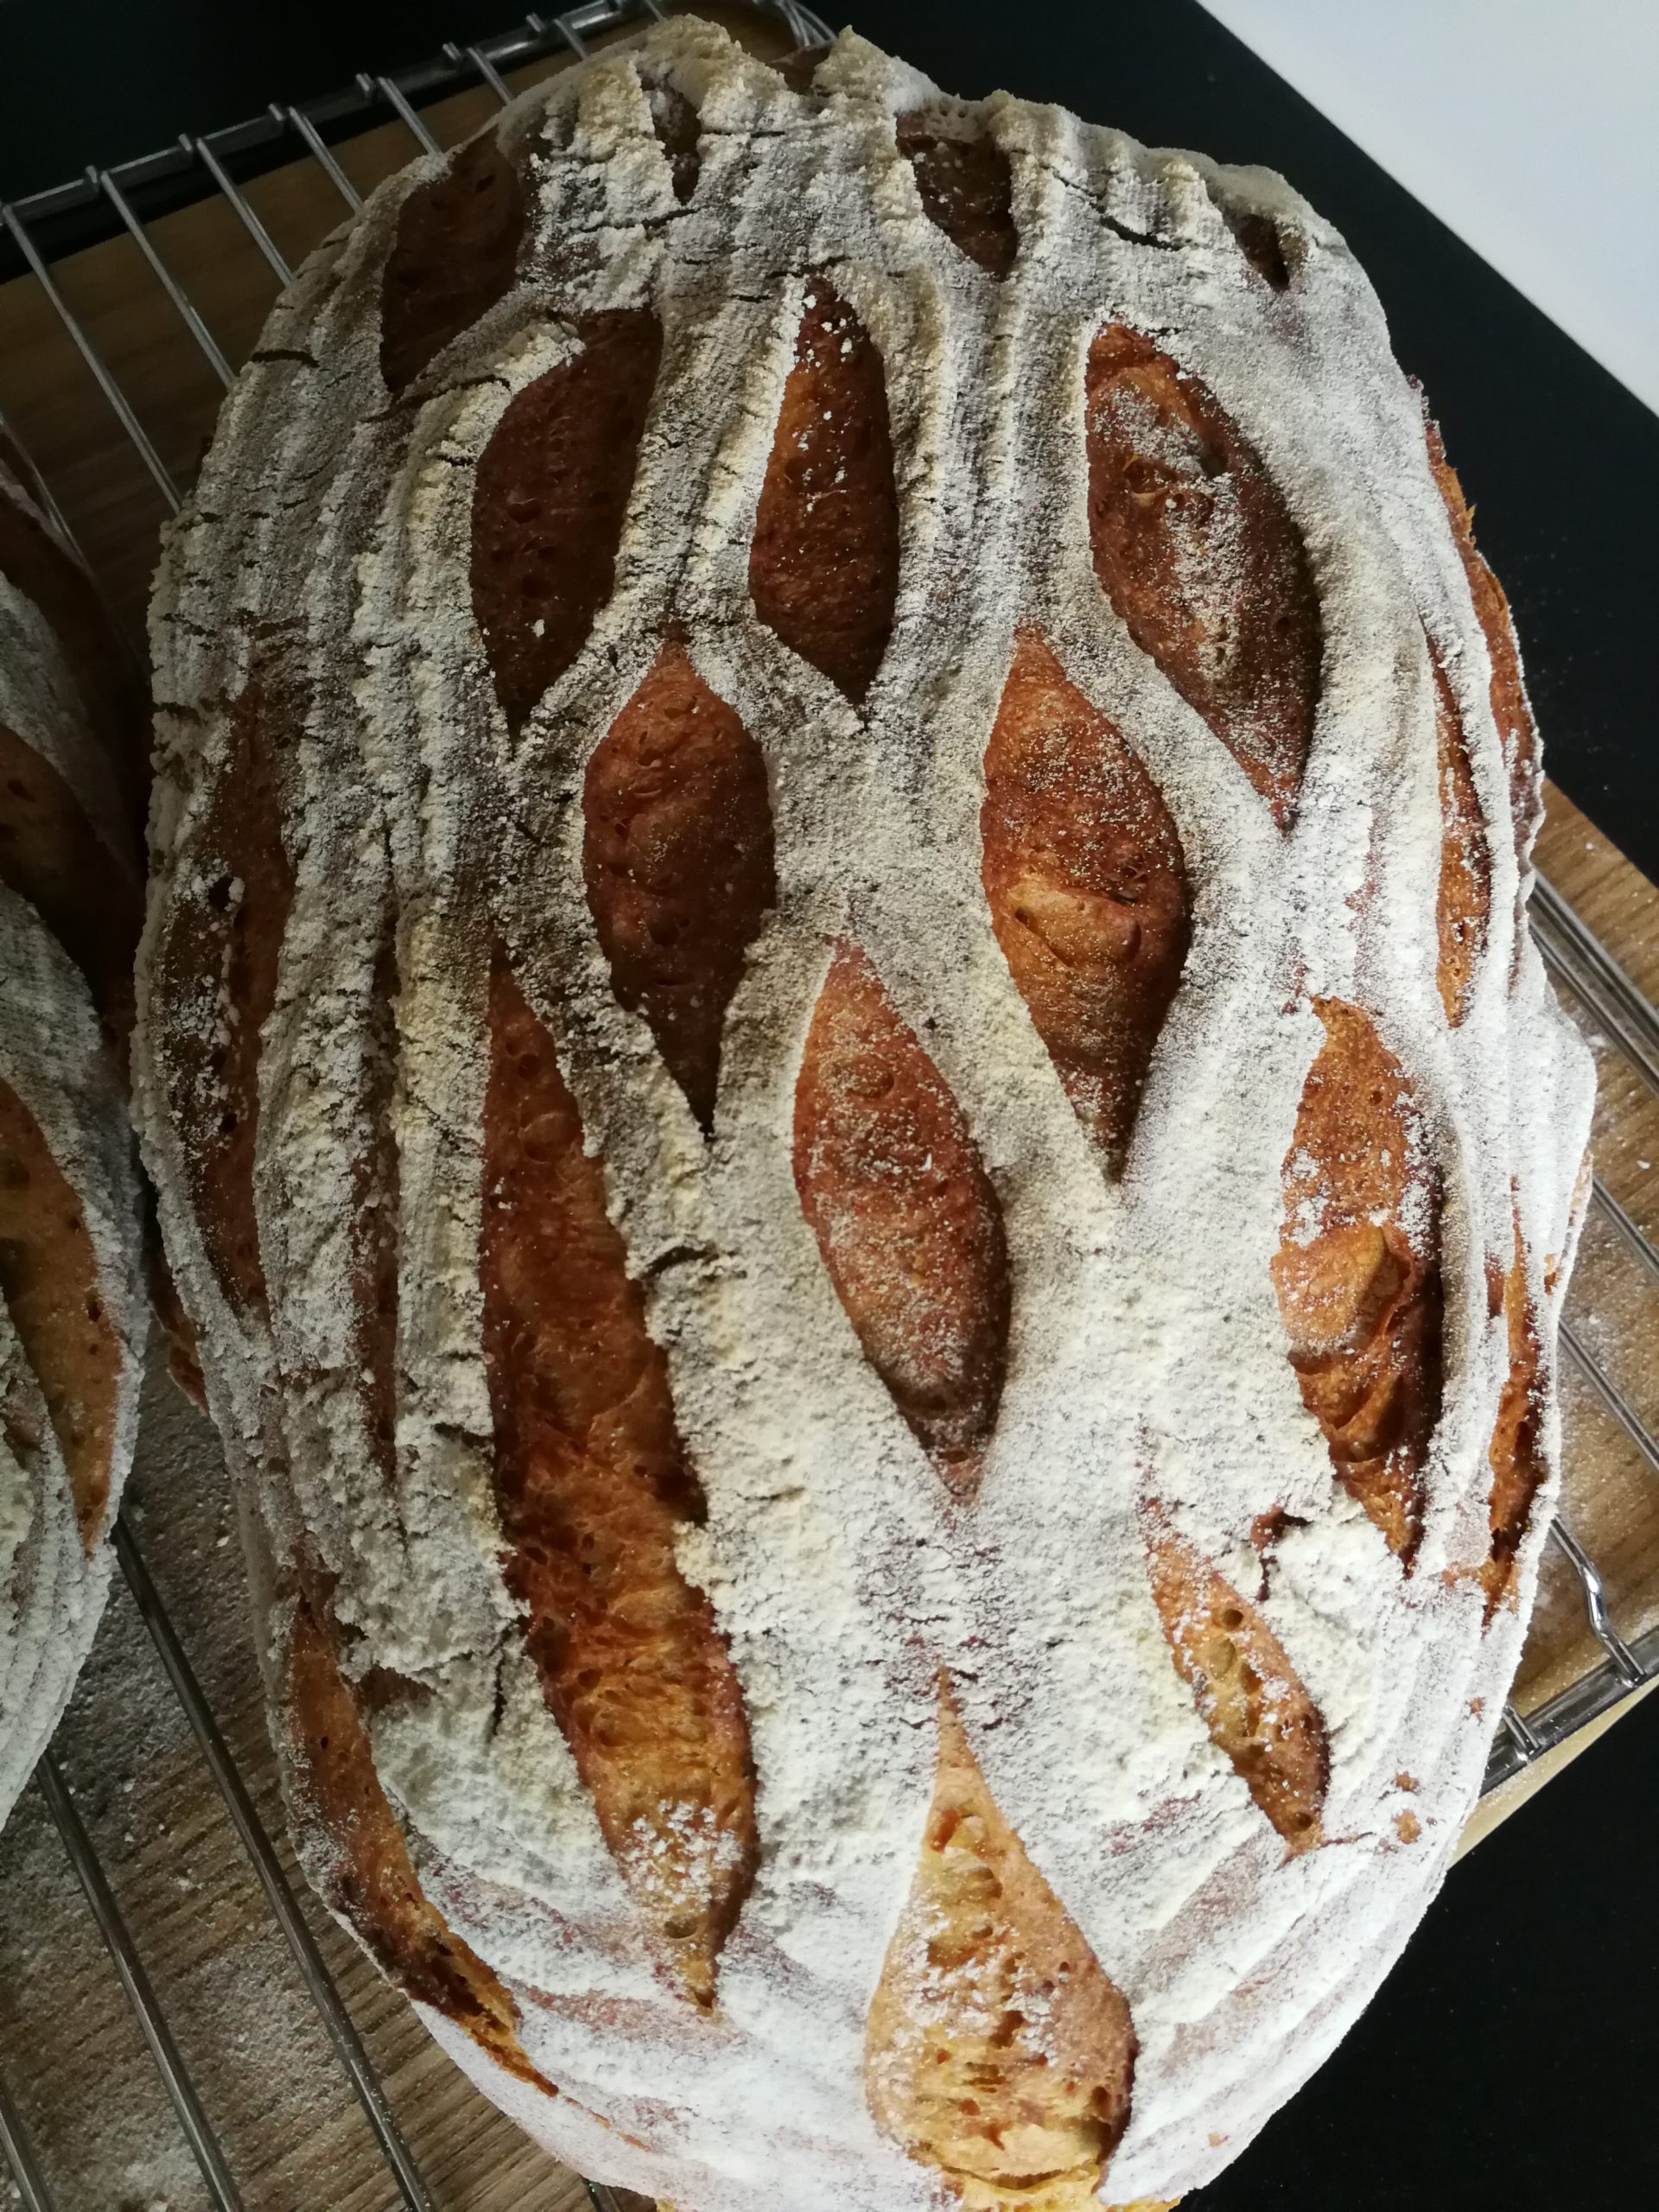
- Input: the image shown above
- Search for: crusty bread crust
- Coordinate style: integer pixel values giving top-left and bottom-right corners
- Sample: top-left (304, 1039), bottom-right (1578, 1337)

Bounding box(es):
top-left (136, 20), bottom-right (1593, 2210)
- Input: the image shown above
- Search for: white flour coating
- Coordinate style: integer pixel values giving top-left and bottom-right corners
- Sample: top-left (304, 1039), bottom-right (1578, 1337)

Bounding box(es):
top-left (136, 20), bottom-right (1595, 2209)
top-left (0, 887), bottom-right (145, 1829)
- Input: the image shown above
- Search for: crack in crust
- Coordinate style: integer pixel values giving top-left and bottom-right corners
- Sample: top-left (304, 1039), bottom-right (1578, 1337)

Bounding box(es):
top-left (1481, 1217), bottom-right (1542, 1618)
top-left (150, 675), bottom-right (296, 1317)
top-left (793, 944), bottom-right (1009, 1496)
top-left (480, 957), bottom-right (757, 2003)
top-left (749, 278), bottom-right (899, 702)
top-left (472, 310), bottom-right (664, 736)
top-left (582, 641), bottom-right (777, 1130)
top-left (0, 1074), bottom-right (120, 1546)
top-left (866, 1684), bottom-right (1137, 2212)
top-left (1143, 1508), bottom-right (1328, 1853)
top-left (981, 631), bottom-right (1191, 1175)
top-left (380, 131), bottom-right (528, 396)
top-left (1272, 1000), bottom-right (1443, 1563)
top-left (1085, 323), bottom-right (1321, 827)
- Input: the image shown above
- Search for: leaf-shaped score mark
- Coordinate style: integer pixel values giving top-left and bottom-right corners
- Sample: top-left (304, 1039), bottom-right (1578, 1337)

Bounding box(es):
top-left (1085, 323), bottom-right (1321, 828)
top-left (151, 673), bottom-right (296, 1318)
top-left (472, 310), bottom-right (663, 738)
top-left (1424, 416), bottom-right (1539, 860)
top-left (1271, 1000), bottom-right (1444, 1563)
top-left (0, 1075), bottom-right (121, 1547)
top-left (1430, 638), bottom-right (1491, 1027)
top-left (285, 1594), bottom-right (556, 2094)
top-left (793, 945), bottom-right (1009, 1497)
top-left (982, 632), bottom-right (1192, 1176)
top-left (866, 1684), bottom-right (1137, 2210)
top-left (1481, 1217), bottom-right (1542, 1618)
top-left (480, 957), bottom-right (756, 2004)
top-left (1143, 1510), bottom-right (1328, 1853)
top-left (582, 642), bottom-right (777, 1130)
top-left (749, 279), bottom-right (899, 702)
top-left (895, 111), bottom-right (1017, 276)
top-left (379, 131), bottom-right (526, 396)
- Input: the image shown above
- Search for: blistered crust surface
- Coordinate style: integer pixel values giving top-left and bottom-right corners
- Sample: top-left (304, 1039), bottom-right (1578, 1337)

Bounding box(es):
top-left (135, 20), bottom-right (1593, 2210)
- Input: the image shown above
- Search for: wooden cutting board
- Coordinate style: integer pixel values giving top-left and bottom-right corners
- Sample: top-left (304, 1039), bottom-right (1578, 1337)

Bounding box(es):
top-left (0, 8), bottom-right (1654, 2203)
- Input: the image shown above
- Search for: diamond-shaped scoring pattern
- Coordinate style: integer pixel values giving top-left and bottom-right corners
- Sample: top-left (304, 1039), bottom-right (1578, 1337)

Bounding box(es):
top-left (135, 22), bottom-right (1597, 2212)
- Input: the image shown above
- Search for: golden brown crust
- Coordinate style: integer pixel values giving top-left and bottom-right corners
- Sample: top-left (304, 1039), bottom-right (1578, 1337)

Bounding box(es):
top-left (1085, 324), bottom-right (1320, 828)
top-left (1480, 1217), bottom-right (1542, 1618)
top-left (1429, 642), bottom-right (1491, 1027)
top-left (285, 1592), bottom-right (556, 2091)
top-left (895, 113), bottom-right (1018, 275)
top-left (1143, 1510), bottom-right (1327, 1853)
top-left (379, 132), bottom-right (528, 396)
top-left (792, 944), bottom-right (1009, 1494)
top-left (0, 718), bottom-right (142, 1045)
top-left (867, 1685), bottom-right (1137, 2212)
top-left (1422, 416), bottom-right (1539, 860)
top-left (749, 280), bottom-right (899, 702)
top-left (480, 957), bottom-right (757, 2002)
top-left (0, 1073), bottom-right (122, 1545)
top-left (1271, 1000), bottom-right (1442, 1562)
top-left (150, 676), bottom-right (295, 1317)
top-left (980, 631), bottom-right (1191, 1174)
top-left (582, 641), bottom-right (777, 1129)
top-left (471, 310), bottom-right (664, 736)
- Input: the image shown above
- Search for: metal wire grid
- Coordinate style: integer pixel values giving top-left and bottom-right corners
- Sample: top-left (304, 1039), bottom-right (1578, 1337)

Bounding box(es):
top-left (0, 0), bottom-right (1651, 2199)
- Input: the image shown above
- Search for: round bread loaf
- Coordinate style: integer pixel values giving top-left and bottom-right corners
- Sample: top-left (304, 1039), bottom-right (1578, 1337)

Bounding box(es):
top-left (0, 446), bottom-right (147, 1827)
top-left (136, 21), bottom-right (1595, 2208)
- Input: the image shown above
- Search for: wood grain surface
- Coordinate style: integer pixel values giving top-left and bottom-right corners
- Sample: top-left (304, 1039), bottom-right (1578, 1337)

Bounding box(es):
top-left (0, 7), bottom-right (1653, 2202)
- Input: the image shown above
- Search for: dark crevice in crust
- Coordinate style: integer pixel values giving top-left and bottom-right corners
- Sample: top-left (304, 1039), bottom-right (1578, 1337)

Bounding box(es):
top-left (1085, 322), bottom-right (1321, 828)
top-left (582, 640), bottom-right (777, 1129)
top-left (793, 944), bottom-right (1009, 1495)
top-left (1272, 999), bottom-right (1443, 1563)
top-left (643, 75), bottom-right (701, 202)
top-left (471, 310), bottom-right (663, 737)
top-left (981, 631), bottom-right (1191, 1175)
top-left (1481, 1217), bottom-right (1543, 1619)
top-left (380, 131), bottom-right (527, 396)
top-left (480, 956), bottom-right (757, 2002)
top-left (1429, 637), bottom-right (1491, 1027)
top-left (749, 278), bottom-right (899, 703)
top-left (0, 1073), bottom-right (121, 1547)
top-left (896, 111), bottom-right (1017, 276)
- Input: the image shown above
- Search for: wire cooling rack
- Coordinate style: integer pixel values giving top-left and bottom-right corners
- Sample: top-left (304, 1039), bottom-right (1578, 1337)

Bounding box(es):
top-left (0, 1), bottom-right (1653, 2202)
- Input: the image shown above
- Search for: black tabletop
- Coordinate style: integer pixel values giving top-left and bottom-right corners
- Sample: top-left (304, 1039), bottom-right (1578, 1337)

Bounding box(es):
top-left (3, 3), bottom-right (1656, 2205)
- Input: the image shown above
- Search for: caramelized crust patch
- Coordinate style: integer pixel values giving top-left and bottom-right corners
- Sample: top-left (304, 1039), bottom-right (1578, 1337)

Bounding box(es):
top-left (0, 720), bottom-right (142, 1040)
top-left (1144, 1510), bottom-right (1328, 1852)
top-left (1481, 1220), bottom-right (1542, 1618)
top-left (582, 641), bottom-right (777, 1129)
top-left (866, 1685), bottom-right (1137, 2212)
top-left (285, 1594), bottom-right (555, 2090)
top-left (750, 279), bottom-right (899, 702)
top-left (1430, 642), bottom-right (1491, 1027)
top-left (1085, 323), bottom-right (1320, 827)
top-left (0, 493), bottom-right (146, 830)
top-left (895, 113), bottom-right (1017, 275)
top-left (0, 1074), bottom-right (120, 1546)
top-left (1271, 999), bottom-right (1443, 1562)
top-left (472, 310), bottom-right (663, 736)
top-left (981, 632), bottom-right (1191, 1174)
top-left (794, 945), bottom-right (1009, 1495)
top-left (480, 957), bottom-right (756, 2002)
top-left (379, 131), bottom-right (526, 396)
top-left (1423, 417), bottom-right (1538, 859)
top-left (152, 678), bottom-right (295, 1316)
